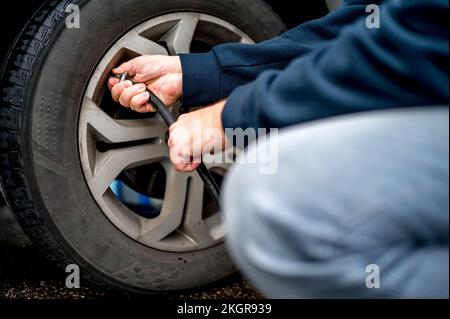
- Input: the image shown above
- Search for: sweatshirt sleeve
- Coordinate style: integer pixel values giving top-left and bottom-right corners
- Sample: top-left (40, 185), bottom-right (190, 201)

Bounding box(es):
top-left (179, 1), bottom-right (378, 107)
top-left (221, 0), bottom-right (449, 134)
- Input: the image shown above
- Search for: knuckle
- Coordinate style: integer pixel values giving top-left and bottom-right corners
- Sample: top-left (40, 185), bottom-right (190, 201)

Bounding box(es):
top-left (119, 94), bottom-right (128, 106)
top-left (169, 124), bottom-right (177, 134)
top-left (130, 98), bottom-right (139, 109)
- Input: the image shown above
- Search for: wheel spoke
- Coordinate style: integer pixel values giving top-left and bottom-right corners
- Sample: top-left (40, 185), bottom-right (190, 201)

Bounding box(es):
top-left (138, 169), bottom-right (190, 242)
top-left (239, 36), bottom-right (253, 44)
top-left (179, 173), bottom-right (215, 246)
top-left (117, 30), bottom-right (168, 55)
top-left (81, 98), bottom-right (167, 143)
top-left (161, 14), bottom-right (200, 54)
top-left (90, 143), bottom-right (167, 196)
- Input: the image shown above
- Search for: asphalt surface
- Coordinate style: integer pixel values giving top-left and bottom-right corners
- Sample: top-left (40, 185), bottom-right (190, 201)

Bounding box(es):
top-left (0, 205), bottom-right (262, 299)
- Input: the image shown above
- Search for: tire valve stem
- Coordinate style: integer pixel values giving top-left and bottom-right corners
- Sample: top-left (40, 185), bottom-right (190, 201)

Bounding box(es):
top-left (119, 72), bottom-right (128, 83)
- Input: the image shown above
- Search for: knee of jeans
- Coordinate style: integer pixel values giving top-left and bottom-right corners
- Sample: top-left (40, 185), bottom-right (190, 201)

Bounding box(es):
top-left (222, 158), bottom-right (331, 280)
top-left (222, 161), bottom-right (354, 298)
top-left (221, 129), bottom-right (364, 271)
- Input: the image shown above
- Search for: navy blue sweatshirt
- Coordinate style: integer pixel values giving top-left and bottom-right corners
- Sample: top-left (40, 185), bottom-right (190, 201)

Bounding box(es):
top-left (180, 0), bottom-right (449, 132)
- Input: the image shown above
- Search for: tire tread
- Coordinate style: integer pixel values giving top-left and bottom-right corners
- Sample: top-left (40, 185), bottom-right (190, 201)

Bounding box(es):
top-left (0, 0), bottom-right (111, 291)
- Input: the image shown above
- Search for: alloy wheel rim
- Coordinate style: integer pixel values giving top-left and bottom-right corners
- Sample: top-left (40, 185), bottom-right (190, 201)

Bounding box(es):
top-left (78, 12), bottom-right (253, 252)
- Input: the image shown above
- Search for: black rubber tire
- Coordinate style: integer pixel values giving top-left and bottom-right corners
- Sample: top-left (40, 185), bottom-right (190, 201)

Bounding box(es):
top-left (0, 0), bottom-right (286, 293)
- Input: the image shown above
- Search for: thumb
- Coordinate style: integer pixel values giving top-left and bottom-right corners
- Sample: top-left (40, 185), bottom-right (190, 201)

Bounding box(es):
top-left (113, 60), bottom-right (136, 75)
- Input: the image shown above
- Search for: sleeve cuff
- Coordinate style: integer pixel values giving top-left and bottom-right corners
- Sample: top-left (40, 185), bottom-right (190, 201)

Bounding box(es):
top-left (179, 52), bottom-right (222, 108)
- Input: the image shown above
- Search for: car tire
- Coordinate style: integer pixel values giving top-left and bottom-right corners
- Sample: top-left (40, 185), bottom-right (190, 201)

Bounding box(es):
top-left (0, 0), bottom-right (285, 293)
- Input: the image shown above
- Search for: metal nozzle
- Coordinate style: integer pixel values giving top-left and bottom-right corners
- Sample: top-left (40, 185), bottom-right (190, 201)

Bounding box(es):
top-left (119, 72), bottom-right (128, 83)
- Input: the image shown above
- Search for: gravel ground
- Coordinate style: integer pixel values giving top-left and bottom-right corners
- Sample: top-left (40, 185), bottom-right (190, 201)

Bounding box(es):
top-left (0, 205), bottom-right (262, 299)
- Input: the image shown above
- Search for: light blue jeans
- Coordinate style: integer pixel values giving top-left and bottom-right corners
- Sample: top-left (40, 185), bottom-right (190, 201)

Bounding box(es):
top-left (223, 107), bottom-right (449, 298)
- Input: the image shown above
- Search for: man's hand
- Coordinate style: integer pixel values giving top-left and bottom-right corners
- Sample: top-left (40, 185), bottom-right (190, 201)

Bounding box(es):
top-left (168, 100), bottom-right (229, 172)
top-left (108, 55), bottom-right (182, 112)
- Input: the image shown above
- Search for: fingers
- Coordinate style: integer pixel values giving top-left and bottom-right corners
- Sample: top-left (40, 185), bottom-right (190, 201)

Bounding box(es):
top-left (168, 124), bottom-right (204, 172)
top-left (112, 60), bottom-right (136, 76)
top-left (118, 83), bottom-right (146, 107)
top-left (111, 80), bottom-right (133, 102)
top-left (110, 80), bottom-right (156, 113)
top-left (112, 56), bottom-right (161, 83)
top-left (174, 162), bottom-right (201, 172)
top-left (130, 92), bottom-right (156, 113)
top-left (130, 91), bottom-right (149, 109)
top-left (165, 104), bottom-right (227, 172)
top-left (168, 127), bottom-right (191, 170)
top-left (109, 55), bottom-right (182, 113)
top-left (108, 77), bottom-right (119, 91)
